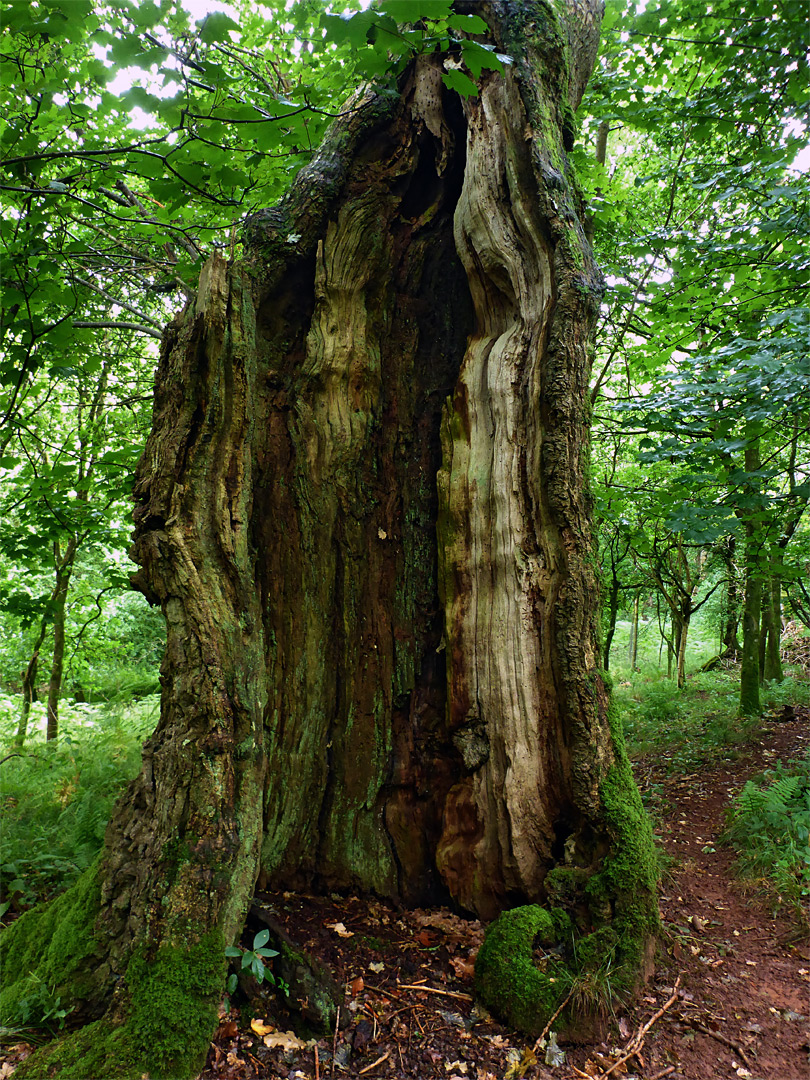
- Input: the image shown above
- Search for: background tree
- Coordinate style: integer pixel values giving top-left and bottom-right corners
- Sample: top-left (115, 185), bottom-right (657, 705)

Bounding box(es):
top-left (583, 0), bottom-right (810, 707)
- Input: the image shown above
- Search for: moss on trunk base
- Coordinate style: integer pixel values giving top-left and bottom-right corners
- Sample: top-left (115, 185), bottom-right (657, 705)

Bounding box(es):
top-left (475, 701), bottom-right (660, 1036)
top-left (10, 932), bottom-right (225, 1080)
top-left (474, 906), bottom-right (573, 1035)
top-left (0, 862), bottom-right (102, 1027)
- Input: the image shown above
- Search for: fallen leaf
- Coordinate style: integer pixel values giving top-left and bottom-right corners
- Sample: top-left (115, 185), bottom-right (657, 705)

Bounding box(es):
top-left (417, 929), bottom-right (439, 947)
top-left (439, 1008), bottom-right (469, 1028)
top-left (369, 960), bottom-right (385, 974)
top-left (450, 956), bottom-right (476, 980)
top-left (327, 921), bottom-right (354, 938)
top-left (445, 1062), bottom-right (468, 1074)
top-left (216, 1019), bottom-right (239, 1039)
top-left (250, 1018), bottom-right (274, 1036)
top-left (504, 1047), bottom-right (537, 1079)
top-left (263, 1031), bottom-right (307, 1051)
top-left (350, 976), bottom-right (364, 996)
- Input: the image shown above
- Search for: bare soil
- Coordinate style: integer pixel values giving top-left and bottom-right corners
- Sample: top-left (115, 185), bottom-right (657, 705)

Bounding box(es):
top-left (2, 713), bottom-right (807, 1080)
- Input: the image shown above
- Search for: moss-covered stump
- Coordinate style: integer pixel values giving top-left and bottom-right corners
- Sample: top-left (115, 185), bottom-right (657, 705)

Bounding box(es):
top-left (475, 738), bottom-right (660, 1036)
top-left (474, 906), bottom-right (573, 1035)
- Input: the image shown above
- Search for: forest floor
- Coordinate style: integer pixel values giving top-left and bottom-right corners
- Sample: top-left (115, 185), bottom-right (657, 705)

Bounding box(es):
top-left (199, 709), bottom-right (809, 1080)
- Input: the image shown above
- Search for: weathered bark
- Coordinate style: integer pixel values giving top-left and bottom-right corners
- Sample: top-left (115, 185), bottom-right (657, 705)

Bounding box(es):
top-left (2, 3), bottom-right (660, 1073)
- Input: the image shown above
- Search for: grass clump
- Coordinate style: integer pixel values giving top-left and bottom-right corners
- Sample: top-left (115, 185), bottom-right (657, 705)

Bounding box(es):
top-left (0, 696), bottom-right (157, 911)
top-left (723, 755), bottom-right (810, 925)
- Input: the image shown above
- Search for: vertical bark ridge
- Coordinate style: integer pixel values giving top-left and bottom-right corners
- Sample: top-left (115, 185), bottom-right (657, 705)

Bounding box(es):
top-left (102, 257), bottom-right (267, 974)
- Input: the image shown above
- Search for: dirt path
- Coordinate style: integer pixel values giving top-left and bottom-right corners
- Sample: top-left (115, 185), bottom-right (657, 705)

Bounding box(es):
top-left (614, 713), bottom-right (810, 1080)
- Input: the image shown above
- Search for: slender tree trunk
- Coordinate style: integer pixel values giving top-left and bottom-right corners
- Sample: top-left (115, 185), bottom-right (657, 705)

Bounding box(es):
top-left (15, 638), bottom-right (44, 749)
top-left (628, 592), bottom-right (640, 671)
top-left (15, 572), bottom-right (66, 747)
top-left (676, 611), bottom-right (690, 689)
top-left (740, 433), bottom-right (763, 715)
top-left (45, 540), bottom-right (76, 741)
top-left (603, 567), bottom-right (621, 671)
top-left (670, 616), bottom-right (682, 680)
top-left (762, 557), bottom-right (783, 682)
top-left (3, 6), bottom-right (659, 1074)
top-left (719, 536), bottom-right (742, 659)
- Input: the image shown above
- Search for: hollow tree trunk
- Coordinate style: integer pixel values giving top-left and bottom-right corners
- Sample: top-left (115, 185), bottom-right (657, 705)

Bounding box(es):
top-left (3, 4), bottom-right (659, 1075)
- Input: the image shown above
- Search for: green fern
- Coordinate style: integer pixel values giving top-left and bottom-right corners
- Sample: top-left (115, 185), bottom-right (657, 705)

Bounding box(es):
top-left (723, 756), bottom-right (810, 924)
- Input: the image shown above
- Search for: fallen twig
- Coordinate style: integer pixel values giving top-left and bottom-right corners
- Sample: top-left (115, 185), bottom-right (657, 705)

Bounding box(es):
top-left (533, 988), bottom-right (575, 1052)
top-left (593, 977), bottom-right (681, 1080)
top-left (364, 982), bottom-right (406, 1002)
top-left (396, 983), bottom-right (473, 1001)
top-left (686, 1020), bottom-right (754, 1069)
top-left (649, 1067), bottom-right (676, 1080)
top-left (315, 1044), bottom-right (320, 1080)
top-left (358, 1049), bottom-right (392, 1074)
top-left (331, 1004), bottom-right (340, 1079)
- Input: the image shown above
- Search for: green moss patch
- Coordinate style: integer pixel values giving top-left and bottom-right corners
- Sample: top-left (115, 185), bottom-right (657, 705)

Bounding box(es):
top-left (0, 860), bottom-right (102, 1025)
top-left (7, 915), bottom-right (225, 1080)
top-left (125, 930), bottom-right (225, 1077)
top-left (474, 905), bottom-right (572, 1035)
top-left (585, 706), bottom-right (661, 983)
top-left (475, 708), bottom-right (661, 1036)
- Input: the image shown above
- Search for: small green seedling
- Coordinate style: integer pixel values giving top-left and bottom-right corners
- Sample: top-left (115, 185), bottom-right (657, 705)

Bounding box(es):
top-left (225, 929), bottom-right (288, 1000)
